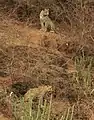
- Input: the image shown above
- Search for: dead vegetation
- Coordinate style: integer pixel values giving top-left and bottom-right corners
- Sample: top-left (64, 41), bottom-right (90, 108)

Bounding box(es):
top-left (0, 0), bottom-right (94, 120)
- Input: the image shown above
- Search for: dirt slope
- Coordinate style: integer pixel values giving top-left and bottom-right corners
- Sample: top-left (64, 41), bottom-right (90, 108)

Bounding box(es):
top-left (0, 13), bottom-right (75, 119)
top-left (0, 13), bottom-right (94, 120)
top-left (0, 15), bottom-right (60, 47)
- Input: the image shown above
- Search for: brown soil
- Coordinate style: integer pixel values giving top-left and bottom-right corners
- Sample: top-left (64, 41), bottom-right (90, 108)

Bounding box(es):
top-left (0, 12), bottom-right (94, 120)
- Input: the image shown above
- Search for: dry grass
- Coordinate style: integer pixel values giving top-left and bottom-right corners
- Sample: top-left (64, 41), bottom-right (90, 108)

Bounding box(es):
top-left (0, 0), bottom-right (94, 120)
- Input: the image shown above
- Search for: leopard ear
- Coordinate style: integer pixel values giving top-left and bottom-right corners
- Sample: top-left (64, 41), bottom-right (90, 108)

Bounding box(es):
top-left (44, 8), bottom-right (49, 11)
top-left (47, 8), bottom-right (49, 11)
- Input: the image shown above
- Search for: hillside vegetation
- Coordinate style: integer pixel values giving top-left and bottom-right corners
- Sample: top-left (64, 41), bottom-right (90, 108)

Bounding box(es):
top-left (0, 0), bottom-right (94, 120)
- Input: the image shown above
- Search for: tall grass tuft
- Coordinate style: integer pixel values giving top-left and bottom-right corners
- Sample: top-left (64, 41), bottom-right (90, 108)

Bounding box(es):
top-left (11, 94), bottom-right (52, 120)
top-left (73, 53), bottom-right (94, 97)
top-left (11, 94), bottom-right (75, 120)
